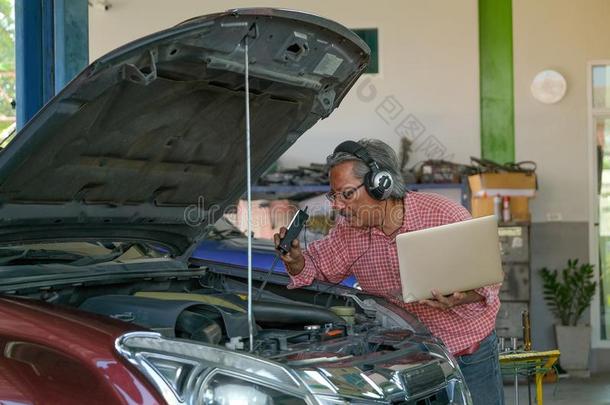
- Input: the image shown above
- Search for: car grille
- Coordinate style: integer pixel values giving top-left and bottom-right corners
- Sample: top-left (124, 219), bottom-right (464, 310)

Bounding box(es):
top-left (393, 388), bottom-right (451, 405)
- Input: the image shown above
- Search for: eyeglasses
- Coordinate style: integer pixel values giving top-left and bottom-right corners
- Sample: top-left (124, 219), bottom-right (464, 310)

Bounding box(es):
top-left (325, 183), bottom-right (365, 202)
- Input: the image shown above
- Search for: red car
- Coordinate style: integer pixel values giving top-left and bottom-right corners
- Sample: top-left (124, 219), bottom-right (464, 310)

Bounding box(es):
top-left (0, 9), bottom-right (472, 405)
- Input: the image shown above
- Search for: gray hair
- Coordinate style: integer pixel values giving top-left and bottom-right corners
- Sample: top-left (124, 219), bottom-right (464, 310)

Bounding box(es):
top-left (326, 139), bottom-right (406, 199)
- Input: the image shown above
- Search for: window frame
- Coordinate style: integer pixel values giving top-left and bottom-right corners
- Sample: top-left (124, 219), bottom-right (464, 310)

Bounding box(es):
top-left (588, 60), bottom-right (610, 348)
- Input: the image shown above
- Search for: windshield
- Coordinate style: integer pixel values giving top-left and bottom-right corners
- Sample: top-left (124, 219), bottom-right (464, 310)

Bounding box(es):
top-left (0, 241), bottom-right (165, 266)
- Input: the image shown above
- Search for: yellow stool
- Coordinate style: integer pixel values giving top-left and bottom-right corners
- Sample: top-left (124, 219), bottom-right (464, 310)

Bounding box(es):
top-left (499, 350), bottom-right (560, 405)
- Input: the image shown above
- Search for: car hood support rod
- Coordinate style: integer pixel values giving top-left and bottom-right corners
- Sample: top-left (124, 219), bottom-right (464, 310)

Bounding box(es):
top-left (243, 26), bottom-right (256, 353)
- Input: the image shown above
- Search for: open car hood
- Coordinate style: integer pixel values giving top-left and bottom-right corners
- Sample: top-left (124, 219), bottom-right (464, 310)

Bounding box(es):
top-left (0, 8), bottom-right (369, 257)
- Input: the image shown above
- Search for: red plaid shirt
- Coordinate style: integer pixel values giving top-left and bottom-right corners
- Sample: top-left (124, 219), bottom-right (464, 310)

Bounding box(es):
top-left (288, 192), bottom-right (501, 354)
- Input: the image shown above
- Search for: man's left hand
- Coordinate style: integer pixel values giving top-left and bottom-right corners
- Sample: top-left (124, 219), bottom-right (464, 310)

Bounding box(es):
top-left (419, 289), bottom-right (483, 310)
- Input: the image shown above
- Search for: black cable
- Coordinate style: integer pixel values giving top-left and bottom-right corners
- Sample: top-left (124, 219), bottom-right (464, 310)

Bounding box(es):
top-left (304, 218), bottom-right (308, 249)
top-left (381, 199), bottom-right (388, 231)
top-left (314, 225), bottom-right (374, 307)
top-left (255, 253), bottom-right (281, 301)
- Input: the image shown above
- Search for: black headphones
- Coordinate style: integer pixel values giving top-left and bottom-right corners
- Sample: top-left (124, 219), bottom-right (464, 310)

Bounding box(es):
top-left (333, 140), bottom-right (394, 200)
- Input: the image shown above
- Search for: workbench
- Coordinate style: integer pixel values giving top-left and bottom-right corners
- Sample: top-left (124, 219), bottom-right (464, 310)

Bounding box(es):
top-left (499, 349), bottom-right (560, 405)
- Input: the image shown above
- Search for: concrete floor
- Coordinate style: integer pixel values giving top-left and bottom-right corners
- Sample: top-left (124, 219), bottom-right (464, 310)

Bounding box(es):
top-left (502, 373), bottom-right (610, 405)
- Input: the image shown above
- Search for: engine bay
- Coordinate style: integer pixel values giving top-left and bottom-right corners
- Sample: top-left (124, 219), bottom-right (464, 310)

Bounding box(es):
top-left (0, 259), bottom-right (434, 363)
top-left (78, 287), bottom-right (416, 361)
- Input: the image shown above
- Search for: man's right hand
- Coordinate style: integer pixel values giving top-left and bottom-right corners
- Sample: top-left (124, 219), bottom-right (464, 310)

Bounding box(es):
top-left (273, 227), bottom-right (305, 276)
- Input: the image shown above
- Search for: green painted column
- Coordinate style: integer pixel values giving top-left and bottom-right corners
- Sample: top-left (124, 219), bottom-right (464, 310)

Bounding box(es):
top-left (479, 0), bottom-right (515, 163)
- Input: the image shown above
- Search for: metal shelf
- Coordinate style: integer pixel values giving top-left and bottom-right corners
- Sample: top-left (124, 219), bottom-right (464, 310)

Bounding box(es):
top-left (250, 180), bottom-right (470, 209)
top-left (251, 185), bottom-right (329, 194)
top-left (405, 183), bottom-right (463, 190)
top-left (252, 182), bottom-right (465, 193)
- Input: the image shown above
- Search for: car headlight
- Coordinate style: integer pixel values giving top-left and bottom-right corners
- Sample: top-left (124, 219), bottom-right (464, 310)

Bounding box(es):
top-left (199, 372), bottom-right (307, 404)
top-left (115, 332), bottom-right (309, 405)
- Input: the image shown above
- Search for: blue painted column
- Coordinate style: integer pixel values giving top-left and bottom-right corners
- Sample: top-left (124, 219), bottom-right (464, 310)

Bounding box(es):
top-left (42, 0), bottom-right (56, 102)
top-left (54, 0), bottom-right (89, 93)
top-left (15, 0), bottom-right (45, 131)
top-left (15, 0), bottom-right (88, 130)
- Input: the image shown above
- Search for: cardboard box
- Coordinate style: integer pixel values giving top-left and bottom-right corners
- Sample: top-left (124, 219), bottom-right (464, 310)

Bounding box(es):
top-left (468, 172), bottom-right (537, 198)
top-left (471, 196), bottom-right (531, 222)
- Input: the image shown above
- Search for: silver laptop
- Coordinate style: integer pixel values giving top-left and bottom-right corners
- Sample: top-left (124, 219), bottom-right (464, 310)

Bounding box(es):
top-left (396, 215), bottom-right (503, 303)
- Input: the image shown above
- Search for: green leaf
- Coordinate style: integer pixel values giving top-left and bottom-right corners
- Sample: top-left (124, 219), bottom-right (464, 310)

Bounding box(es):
top-left (539, 259), bottom-right (597, 326)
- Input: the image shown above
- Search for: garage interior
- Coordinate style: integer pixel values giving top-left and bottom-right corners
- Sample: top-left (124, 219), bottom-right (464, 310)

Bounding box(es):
top-left (4, 0), bottom-right (610, 404)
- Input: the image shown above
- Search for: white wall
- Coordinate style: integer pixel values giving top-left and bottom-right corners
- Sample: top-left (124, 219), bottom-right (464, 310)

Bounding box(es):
top-left (513, 0), bottom-right (610, 222)
top-left (89, 0), bottom-right (481, 169)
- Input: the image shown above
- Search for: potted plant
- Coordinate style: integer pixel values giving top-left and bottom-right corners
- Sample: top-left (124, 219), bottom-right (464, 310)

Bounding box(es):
top-left (540, 259), bottom-right (596, 377)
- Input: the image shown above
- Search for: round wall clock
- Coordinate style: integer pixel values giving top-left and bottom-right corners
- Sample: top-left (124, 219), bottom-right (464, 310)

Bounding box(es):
top-left (530, 69), bottom-right (567, 104)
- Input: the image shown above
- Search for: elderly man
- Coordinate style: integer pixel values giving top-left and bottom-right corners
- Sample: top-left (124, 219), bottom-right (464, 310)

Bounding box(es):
top-left (274, 139), bottom-right (503, 404)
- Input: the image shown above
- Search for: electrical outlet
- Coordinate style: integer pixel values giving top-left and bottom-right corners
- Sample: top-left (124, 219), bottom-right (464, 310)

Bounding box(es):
top-left (546, 212), bottom-right (563, 221)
